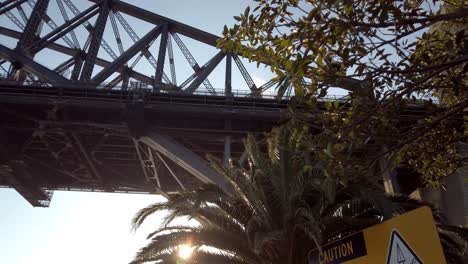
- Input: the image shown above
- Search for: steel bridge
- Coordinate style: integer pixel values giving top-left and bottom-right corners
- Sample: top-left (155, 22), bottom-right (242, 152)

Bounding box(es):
top-left (0, 0), bottom-right (314, 207)
top-left (2, 0), bottom-right (432, 209)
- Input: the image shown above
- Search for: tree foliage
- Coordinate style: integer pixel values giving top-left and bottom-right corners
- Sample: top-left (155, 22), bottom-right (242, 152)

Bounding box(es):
top-left (219, 0), bottom-right (467, 188)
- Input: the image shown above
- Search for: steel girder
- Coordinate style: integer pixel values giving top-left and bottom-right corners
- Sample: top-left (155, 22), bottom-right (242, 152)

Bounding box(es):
top-left (185, 51), bottom-right (225, 94)
top-left (93, 0), bottom-right (219, 46)
top-left (0, 0), bottom-right (28, 17)
top-left (0, 26), bottom-right (155, 86)
top-left (0, 0), bottom-right (365, 93)
top-left (92, 24), bottom-right (163, 84)
top-left (13, 0), bottom-right (49, 81)
top-left (94, 0), bottom-right (363, 92)
top-left (154, 23), bottom-right (168, 85)
top-left (17, 0), bottom-right (50, 50)
top-left (80, 0), bottom-right (110, 81)
top-left (32, 3), bottom-right (100, 54)
top-left (137, 131), bottom-right (229, 194)
top-left (0, 44), bottom-right (69, 84)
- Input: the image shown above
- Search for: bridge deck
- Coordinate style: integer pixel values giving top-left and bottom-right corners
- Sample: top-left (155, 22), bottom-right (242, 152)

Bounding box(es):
top-left (0, 83), bottom-right (290, 206)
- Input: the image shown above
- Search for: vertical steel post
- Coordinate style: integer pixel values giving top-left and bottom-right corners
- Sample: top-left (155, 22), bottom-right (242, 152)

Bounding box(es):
top-left (154, 23), bottom-right (168, 85)
top-left (17, 0), bottom-right (49, 50)
top-left (80, 0), bottom-right (110, 81)
top-left (225, 54), bottom-right (232, 96)
top-left (13, 0), bottom-right (49, 81)
top-left (70, 53), bottom-right (84, 81)
top-left (121, 72), bottom-right (129, 90)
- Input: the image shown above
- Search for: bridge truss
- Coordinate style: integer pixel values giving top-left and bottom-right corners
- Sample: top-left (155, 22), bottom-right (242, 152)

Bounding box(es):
top-left (0, 1), bottom-right (442, 209)
top-left (0, 0), bottom-right (279, 94)
top-left (0, 0), bottom-right (289, 207)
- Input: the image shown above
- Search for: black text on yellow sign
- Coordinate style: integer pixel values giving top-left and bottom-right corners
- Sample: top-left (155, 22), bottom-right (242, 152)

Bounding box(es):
top-left (308, 206), bottom-right (446, 264)
top-left (308, 232), bottom-right (367, 264)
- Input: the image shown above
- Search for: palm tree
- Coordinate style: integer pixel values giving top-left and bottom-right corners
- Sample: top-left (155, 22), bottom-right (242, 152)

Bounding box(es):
top-left (130, 126), bottom-right (467, 264)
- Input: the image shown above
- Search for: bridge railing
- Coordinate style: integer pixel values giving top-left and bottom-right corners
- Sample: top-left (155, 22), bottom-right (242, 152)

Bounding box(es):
top-left (0, 79), bottom-right (348, 102)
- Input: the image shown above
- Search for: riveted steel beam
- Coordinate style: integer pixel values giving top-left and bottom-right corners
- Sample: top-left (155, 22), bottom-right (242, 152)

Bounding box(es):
top-left (80, 0), bottom-right (110, 81)
top-left (154, 23), bottom-right (168, 85)
top-left (0, 44), bottom-right (69, 84)
top-left (185, 51), bottom-right (225, 94)
top-left (0, 26), bottom-right (157, 86)
top-left (225, 54), bottom-right (232, 96)
top-left (138, 131), bottom-right (229, 193)
top-left (32, 3), bottom-right (100, 54)
top-left (0, 0), bottom-right (28, 17)
top-left (92, 24), bottom-right (163, 84)
top-left (90, 0), bottom-right (218, 46)
top-left (17, 0), bottom-right (49, 50)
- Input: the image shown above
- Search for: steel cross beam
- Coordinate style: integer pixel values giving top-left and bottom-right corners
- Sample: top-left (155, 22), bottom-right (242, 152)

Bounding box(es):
top-left (0, 26), bottom-right (156, 86)
top-left (26, 1), bottom-right (76, 49)
top-left (0, 43), bottom-right (69, 84)
top-left (16, 5), bottom-right (28, 24)
top-left (62, 0), bottom-right (117, 60)
top-left (92, 0), bottom-right (219, 46)
top-left (68, 133), bottom-right (102, 182)
top-left (5, 10), bottom-right (25, 30)
top-left (186, 51), bottom-right (225, 94)
top-left (12, 0), bottom-right (49, 82)
top-left (154, 23), bottom-right (168, 85)
top-left (17, 0), bottom-right (49, 50)
top-left (113, 10), bottom-right (171, 84)
top-left (171, 33), bottom-right (215, 94)
top-left (0, 0), bottom-right (28, 16)
top-left (31, 3), bottom-right (100, 54)
top-left (92, 24), bottom-right (164, 85)
top-left (80, 0), bottom-right (110, 81)
top-left (137, 131), bottom-right (229, 193)
top-left (55, 0), bottom-right (80, 49)
top-left (166, 34), bottom-right (176, 85)
top-left (109, 10), bottom-right (124, 55)
top-left (71, 55), bottom-right (83, 81)
top-left (52, 55), bottom-right (75, 74)
top-left (134, 140), bottom-right (161, 188)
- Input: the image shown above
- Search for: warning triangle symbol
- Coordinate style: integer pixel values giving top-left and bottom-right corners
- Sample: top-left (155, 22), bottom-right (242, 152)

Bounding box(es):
top-left (386, 230), bottom-right (424, 264)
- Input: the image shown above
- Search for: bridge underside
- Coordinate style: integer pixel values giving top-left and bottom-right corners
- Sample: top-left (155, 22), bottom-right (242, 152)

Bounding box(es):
top-left (0, 83), bottom-right (288, 206)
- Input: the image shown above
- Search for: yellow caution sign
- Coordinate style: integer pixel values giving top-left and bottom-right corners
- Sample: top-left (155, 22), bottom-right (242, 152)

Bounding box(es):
top-left (309, 206), bottom-right (446, 264)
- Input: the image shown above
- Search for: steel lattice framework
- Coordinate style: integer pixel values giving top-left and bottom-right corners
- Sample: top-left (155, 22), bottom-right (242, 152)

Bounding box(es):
top-left (0, 0), bottom-right (296, 207)
top-left (0, 0), bottom-right (424, 208)
top-left (0, 0), bottom-right (282, 94)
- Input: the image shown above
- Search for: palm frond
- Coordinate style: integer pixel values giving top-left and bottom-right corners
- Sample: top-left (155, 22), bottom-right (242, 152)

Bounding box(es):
top-left (133, 228), bottom-right (258, 263)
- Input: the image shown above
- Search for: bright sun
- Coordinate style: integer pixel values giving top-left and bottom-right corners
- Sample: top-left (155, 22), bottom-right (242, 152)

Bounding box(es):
top-left (178, 244), bottom-right (194, 260)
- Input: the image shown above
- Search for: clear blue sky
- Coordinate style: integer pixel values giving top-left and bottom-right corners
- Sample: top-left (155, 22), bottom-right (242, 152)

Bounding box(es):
top-left (0, 1), bottom-right (255, 263)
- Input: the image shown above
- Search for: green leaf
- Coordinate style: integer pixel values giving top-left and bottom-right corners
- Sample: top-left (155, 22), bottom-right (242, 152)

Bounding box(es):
top-left (294, 82), bottom-right (304, 98)
top-left (244, 6), bottom-right (250, 17)
top-left (276, 76), bottom-right (290, 100)
top-left (344, 4), bottom-right (352, 14)
top-left (333, 100), bottom-right (339, 108)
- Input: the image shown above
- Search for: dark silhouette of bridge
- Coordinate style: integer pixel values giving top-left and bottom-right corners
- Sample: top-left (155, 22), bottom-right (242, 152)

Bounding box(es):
top-left (0, 0), bottom-right (428, 208)
top-left (0, 0), bottom-right (306, 207)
